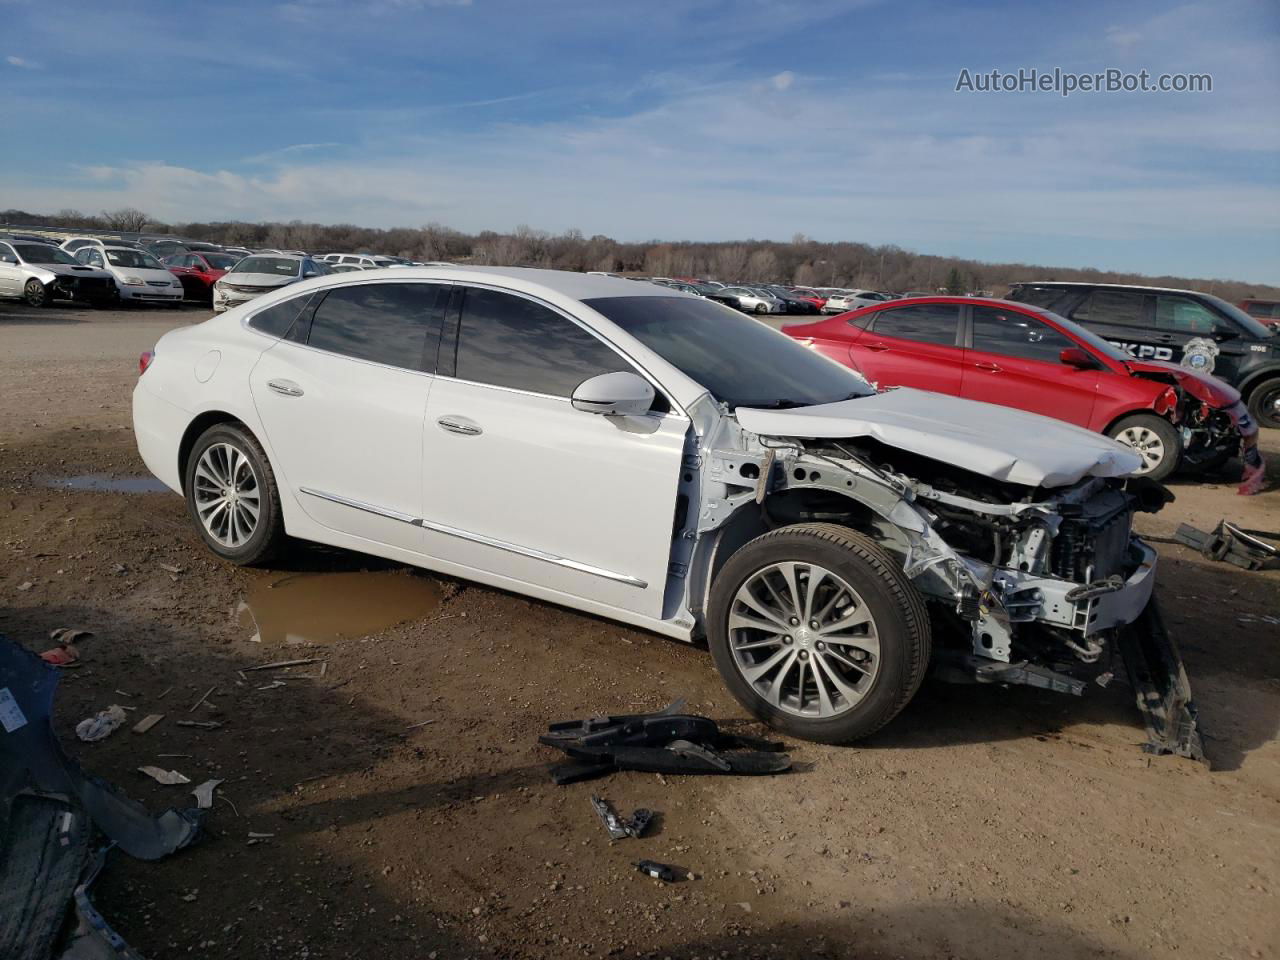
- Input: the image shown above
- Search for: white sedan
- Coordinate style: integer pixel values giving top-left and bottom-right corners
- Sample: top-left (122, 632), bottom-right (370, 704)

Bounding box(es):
top-left (75, 246), bottom-right (184, 303)
top-left (133, 267), bottom-right (1185, 748)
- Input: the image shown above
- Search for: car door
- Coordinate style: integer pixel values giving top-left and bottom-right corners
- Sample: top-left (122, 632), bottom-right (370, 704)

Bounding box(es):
top-left (421, 284), bottom-right (688, 621)
top-left (853, 303), bottom-right (964, 393)
top-left (1151, 293), bottom-right (1251, 381)
top-left (0, 242), bottom-right (20, 295)
top-left (960, 304), bottom-right (1099, 426)
top-left (248, 280), bottom-right (447, 552)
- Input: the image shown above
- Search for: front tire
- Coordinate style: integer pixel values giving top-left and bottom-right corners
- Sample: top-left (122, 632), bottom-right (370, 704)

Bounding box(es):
top-left (23, 279), bottom-right (50, 307)
top-left (1248, 377), bottom-right (1280, 430)
top-left (1107, 414), bottom-right (1181, 481)
top-left (754, 302), bottom-right (769, 315)
top-left (708, 523), bottom-right (931, 744)
top-left (184, 423), bottom-right (285, 565)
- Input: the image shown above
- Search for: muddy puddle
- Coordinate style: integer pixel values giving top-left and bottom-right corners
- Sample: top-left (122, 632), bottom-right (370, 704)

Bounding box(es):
top-left (236, 571), bottom-right (444, 645)
top-left (41, 473), bottom-right (170, 494)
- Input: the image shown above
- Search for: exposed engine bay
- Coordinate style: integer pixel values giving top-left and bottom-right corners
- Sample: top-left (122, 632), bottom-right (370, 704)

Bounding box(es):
top-left (676, 394), bottom-right (1203, 761)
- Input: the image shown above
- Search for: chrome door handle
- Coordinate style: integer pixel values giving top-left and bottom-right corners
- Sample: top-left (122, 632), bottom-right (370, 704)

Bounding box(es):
top-left (267, 379), bottom-right (304, 397)
top-left (437, 416), bottom-right (482, 437)
top-left (974, 362), bottom-right (1002, 373)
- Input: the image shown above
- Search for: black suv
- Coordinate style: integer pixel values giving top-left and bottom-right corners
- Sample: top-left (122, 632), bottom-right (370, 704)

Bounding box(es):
top-left (1008, 282), bottom-right (1280, 429)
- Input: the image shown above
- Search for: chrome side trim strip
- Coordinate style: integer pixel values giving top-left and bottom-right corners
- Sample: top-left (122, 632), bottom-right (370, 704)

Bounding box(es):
top-left (299, 487), bottom-right (420, 526)
top-left (298, 487), bottom-right (648, 589)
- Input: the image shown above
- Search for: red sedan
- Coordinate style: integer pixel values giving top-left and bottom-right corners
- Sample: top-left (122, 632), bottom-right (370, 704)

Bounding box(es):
top-left (163, 251), bottom-right (242, 302)
top-left (783, 296), bottom-right (1256, 481)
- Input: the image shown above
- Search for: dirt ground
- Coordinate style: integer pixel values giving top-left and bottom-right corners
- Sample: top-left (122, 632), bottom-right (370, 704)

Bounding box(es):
top-left (2, 301), bottom-right (1278, 960)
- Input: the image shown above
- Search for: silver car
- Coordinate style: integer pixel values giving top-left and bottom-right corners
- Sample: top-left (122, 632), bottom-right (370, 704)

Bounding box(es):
top-left (720, 286), bottom-right (785, 314)
top-left (0, 240), bottom-right (116, 307)
top-left (212, 254), bottom-right (330, 313)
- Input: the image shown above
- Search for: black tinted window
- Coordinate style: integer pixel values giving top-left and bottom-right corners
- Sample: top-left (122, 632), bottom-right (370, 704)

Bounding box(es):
top-left (1155, 296), bottom-right (1220, 334)
top-left (456, 287), bottom-right (629, 396)
top-left (583, 296), bottom-right (874, 410)
top-left (1073, 290), bottom-right (1147, 327)
top-left (869, 304), bottom-right (959, 346)
top-left (307, 283), bottom-right (442, 370)
top-left (971, 306), bottom-right (1076, 363)
top-left (248, 294), bottom-right (314, 339)
top-left (1007, 285), bottom-right (1073, 312)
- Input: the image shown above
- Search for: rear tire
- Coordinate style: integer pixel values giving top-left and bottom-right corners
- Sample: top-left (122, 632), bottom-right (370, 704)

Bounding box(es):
top-left (708, 523), bottom-right (931, 744)
top-left (1107, 414), bottom-right (1181, 481)
top-left (754, 302), bottom-right (769, 315)
top-left (184, 422), bottom-right (285, 566)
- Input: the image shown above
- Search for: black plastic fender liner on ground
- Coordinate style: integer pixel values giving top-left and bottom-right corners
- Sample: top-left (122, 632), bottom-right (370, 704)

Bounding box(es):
top-left (1115, 599), bottom-right (1206, 765)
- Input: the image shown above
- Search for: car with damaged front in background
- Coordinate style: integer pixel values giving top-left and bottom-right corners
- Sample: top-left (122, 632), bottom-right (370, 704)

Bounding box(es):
top-left (131, 268), bottom-right (1201, 758)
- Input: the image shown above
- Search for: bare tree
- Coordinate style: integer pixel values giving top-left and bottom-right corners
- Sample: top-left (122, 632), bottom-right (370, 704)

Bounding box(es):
top-left (711, 245), bottom-right (749, 283)
top-left (746, 248), bottom-right (778, 282)
top-left (100, 208), bottom-right (151, 232)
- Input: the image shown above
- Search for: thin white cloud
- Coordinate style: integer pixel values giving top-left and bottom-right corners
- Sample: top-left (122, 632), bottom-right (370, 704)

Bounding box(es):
top-left (244, 142), bottom-right (342, 164)
top-left (5, 54), bottom-right (39, 68)
top-left (1105, 25), bottom-right (1142, 49)
top-left (770, 70), bottom-right (795, 91)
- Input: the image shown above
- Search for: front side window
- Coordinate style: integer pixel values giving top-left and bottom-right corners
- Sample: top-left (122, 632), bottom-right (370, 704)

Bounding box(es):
top-left (306, 282), bottom-right (443, 371)
top-left (1072, 290), bottom-right (1148, 326)
top-left (1155, 296), bottom-right (1219, 334)
top-left (456, 287), bottom-right (630, 396)
top-left (0, 242), bottom-right (16, 263)
top-left (584, 295), bottom-right (874, 410)
top-left (971, 306), bottom-right (1076, 363)
top-left (868, 304), bottom-right (960, 346)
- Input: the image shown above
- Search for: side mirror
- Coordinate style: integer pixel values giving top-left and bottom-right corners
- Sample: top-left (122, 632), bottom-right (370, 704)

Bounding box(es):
top-left (1059, 347), bottom-right (1097, 369)
top-left (571, 371), bottom-right (655, 416)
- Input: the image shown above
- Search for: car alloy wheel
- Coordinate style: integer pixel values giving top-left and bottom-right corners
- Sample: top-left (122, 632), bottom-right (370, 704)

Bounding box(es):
top-left (727, 561), bottom-right (880, 719)
top-left (23, 279), bottom-right (48, 307)
top-left (192, 442), bottom-right (262, 548)
top-left (1115, 424), bottom-right (1167, 474)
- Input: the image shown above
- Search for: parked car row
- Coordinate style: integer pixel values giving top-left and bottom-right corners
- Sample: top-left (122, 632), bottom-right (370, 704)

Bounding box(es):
top-left (783, 290), bottom-right (1272, 482)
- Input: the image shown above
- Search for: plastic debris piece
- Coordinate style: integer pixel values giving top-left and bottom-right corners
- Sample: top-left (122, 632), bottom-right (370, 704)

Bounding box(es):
top-left (49, 627), bottom-right (93, 645)
top-left (590, 795), bottom-right (653, 839)
top-left (191, 779), bottom-right (224, 810)
top-left (75, 705), bottom-right (127, 743)
top-left (243, 658), bottom-right (325, 672)
top-left (39, 642), bottom-right (81, 666)
top-left (137, 766), bottom-right (191, 785)
top-left (633, 859), bottom-right (683, 883)
top-left (176, 720), bottom-right (222, 730)
top-left (189, 686), bottom-right (217, 712)
top-left (132, 713), bottom-right (164, 735)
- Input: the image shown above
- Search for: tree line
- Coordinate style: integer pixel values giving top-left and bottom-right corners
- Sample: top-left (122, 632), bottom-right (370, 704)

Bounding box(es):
top-left (4, 206), bottom-right (1276, 302)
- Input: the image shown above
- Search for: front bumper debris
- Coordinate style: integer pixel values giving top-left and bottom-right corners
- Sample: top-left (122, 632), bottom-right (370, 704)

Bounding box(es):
top-left (1116, 599), bottom-right (1205, 763)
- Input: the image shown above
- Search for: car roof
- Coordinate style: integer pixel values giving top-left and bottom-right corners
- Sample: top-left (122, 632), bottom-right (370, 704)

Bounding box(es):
top-left (360, 265), bottom-right (690, 300)
top-left (1015, 280), bottom-right (1215, 297)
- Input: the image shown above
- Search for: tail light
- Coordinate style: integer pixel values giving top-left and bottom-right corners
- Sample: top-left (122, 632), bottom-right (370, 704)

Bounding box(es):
top-left (139, 350), bottom-right (155, 375)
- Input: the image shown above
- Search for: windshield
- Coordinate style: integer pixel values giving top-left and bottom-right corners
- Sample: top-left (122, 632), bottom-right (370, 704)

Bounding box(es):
top-left (105, 249), bottom-right (163, 269)
top-left (232, 256), bottom-right (300, 277)
top-left (14, 244), bottom-right (77, 265)
top-left (584, 296), bottom-right (875, 410)
top-left (1201, 293), bottom-right (1276, 339)
top-left (204, 253), bottom-right (240, 269)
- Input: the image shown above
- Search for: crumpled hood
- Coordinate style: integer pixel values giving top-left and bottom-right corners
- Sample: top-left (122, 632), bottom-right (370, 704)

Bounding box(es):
top-left (737, 387), bottom-right (1142, 488)
top-left (1124, 358), bottom-right (1241, 407)
top-left (41, 263), bottom-right (112, 280)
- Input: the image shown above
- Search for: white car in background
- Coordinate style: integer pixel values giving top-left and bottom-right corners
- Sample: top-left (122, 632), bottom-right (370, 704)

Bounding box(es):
top-left (718, 286), bottom-right (786, 314)
top-left (61, 236), bottom-right (149, 255)
top-left (75, 246), bottom-right (184, 303)
top-left (131, 267), bottom-right (1193, 754)
top-left (0, 240), bottom-right (116, 306)
top-left (822, 290), bottom-right (893, 313)
top-left (212, 254), bottom-right (330, 313)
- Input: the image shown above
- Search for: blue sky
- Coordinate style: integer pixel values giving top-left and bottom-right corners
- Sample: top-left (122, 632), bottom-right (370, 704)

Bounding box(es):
top-left (2, 0), bottom-right (1277, 282)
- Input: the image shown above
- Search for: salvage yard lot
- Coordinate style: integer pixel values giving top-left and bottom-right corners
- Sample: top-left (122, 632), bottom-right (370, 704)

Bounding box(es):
top-left (2, 303), bottom-right (1278, 959)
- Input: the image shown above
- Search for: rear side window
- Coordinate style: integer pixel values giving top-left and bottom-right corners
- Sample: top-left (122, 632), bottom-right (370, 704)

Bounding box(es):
top-left (868, 304), bottom-right (960, 346)
top-left (1007, 285), bottom-right (1073, 312)
top-left (971, 306), bottom-right (1076, 363)
top-left (455, 287), bottom-right (629, 396)
top-left (1072, 290), bottom-right (1148, 327)
top-left (306, 282), bottom-right (444, 371)
top-left (247, 294), bottom-right (315, 339)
